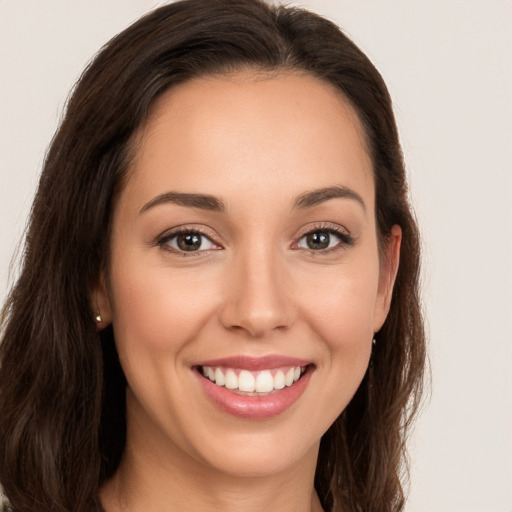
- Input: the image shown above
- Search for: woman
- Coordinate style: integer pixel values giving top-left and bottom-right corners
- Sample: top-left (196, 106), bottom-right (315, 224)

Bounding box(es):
top-left (0, 0), bottom-right (426, 511)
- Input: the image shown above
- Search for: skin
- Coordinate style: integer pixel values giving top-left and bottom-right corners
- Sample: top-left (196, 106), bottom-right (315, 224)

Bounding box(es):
top-left (96, 71), bottom-right (401, 512)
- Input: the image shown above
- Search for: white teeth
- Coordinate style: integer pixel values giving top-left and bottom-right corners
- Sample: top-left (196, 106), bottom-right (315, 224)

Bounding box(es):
top-left (274, 370), bottom-right (285, 390)
top-left (201, 365), bottom-right (306, 393)
top-left (214, 367), bottom-right (225, 386)
top-left (255, 370), bottom-right (274, 393)
top-left (238, 370), bottom-right (255, 392)
top-left (285, 368), bottom-right (294, 386)
top-left (225, 369), bottom-right (238, 390)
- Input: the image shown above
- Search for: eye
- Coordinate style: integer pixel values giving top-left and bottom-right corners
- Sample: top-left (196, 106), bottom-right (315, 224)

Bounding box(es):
top-left (160, 231), bottom-right (218, 253)
top-left (296, 228), bottom-right (353, 251)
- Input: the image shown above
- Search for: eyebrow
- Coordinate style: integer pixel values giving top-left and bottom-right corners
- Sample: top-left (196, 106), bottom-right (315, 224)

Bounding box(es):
top-left (139, 191), bottom-right (226, 214)
top-left (139, 185), bottom-right (365, 215)
top-left (293, 185), bottom-right (366, 211)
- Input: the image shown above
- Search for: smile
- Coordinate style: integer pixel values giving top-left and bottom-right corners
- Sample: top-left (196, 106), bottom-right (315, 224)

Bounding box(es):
top-left (193, 356), bottom-right (314, 419)
top-left (200, 365), bottom-right (306, 395)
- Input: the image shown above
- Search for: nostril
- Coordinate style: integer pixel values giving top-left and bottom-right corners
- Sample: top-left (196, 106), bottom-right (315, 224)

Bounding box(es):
top-left (220, 309), bottom-right (291, 338)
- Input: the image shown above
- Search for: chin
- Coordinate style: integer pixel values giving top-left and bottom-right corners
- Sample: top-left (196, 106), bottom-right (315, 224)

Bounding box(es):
top-left (195, 432), bottom-right (320, 479)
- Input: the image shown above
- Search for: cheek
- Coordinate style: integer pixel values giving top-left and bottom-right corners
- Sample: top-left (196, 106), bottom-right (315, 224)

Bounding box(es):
top-left (106, 258), bottom-right (223, 438)
top-left (298, 262), bottom-right (380, 352)
top-left (108, 254), bottom-right (220, 358)
top-left (293, 260), bottom-right (379, 422)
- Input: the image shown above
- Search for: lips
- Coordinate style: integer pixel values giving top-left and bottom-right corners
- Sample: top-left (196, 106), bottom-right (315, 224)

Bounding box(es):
top-left (193, 356), bottom-right (314, 419)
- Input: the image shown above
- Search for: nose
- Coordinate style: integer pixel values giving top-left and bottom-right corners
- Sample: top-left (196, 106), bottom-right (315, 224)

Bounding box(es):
top-left (219, 244), bottom-right (293, 338)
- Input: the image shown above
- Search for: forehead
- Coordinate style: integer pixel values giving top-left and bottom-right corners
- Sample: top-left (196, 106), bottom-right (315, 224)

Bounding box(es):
top-left (124, 71), bottom-right (374, 210)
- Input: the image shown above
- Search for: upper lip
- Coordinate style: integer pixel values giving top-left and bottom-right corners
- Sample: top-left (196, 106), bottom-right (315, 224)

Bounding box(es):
top-left (194, 355), bottom-right (312, 371)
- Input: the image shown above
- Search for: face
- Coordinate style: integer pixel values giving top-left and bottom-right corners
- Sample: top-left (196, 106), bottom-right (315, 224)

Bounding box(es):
top-left (96, 72), bottom-right (400, 479)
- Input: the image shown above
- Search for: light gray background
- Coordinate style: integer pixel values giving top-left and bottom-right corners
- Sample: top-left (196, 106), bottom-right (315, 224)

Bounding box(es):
top-left (1, 1), bottom-right (511, 511)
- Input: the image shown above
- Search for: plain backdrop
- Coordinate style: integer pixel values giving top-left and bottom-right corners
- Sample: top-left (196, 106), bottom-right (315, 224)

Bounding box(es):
top-left (1, 1), bottom-right (511, 511)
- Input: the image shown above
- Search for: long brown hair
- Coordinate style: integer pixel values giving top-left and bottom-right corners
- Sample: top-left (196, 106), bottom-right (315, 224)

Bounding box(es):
top-left (0, 1), bottom-right (426, 511)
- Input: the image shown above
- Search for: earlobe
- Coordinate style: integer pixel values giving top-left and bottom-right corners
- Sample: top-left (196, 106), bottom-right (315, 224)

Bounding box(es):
top-left (373, 224), bottom-right (402, 332)
top-left (92, 273), bottom-right (113, 329)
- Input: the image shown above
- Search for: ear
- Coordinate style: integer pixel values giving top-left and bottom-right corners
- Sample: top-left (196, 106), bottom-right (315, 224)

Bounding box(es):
top-left (92, 272), bottom-right (113, 329)
top-left (373, 224), bottom-right (402, 332)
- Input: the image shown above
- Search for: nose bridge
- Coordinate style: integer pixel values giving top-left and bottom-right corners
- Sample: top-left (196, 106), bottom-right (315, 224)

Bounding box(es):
top-left (220, 236), bottom-right (291, 337)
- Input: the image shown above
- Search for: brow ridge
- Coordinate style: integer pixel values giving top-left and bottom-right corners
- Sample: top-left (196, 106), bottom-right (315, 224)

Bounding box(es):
top-left (293, 185), bottom-right (366, 210)
top-left (139, 191), bottom-right (226, 214)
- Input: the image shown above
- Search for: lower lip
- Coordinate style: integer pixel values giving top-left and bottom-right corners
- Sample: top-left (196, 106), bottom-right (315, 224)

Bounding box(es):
top-left (194, 367), bottom-right (313, 419)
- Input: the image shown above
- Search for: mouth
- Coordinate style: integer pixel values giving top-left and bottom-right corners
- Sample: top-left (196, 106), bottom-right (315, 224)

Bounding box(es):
top-left (196, 364), bottom-right (309, 396)
top-left (192, 357), bottom-right (314, 419)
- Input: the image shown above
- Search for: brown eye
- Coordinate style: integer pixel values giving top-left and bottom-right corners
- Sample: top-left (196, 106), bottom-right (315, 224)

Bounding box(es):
top-left (162, 231), bottom-right (217, 253)
top-left (177, 233), bottom-right (202, 251)
top-left (305, 231), bottom-right (331, 250)
top-left (297, 229), bottom-right (353, 251)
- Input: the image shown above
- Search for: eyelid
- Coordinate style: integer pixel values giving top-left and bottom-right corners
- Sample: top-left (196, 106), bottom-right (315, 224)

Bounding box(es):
top-left (155, 224), bottom-right (223, 254)
top-left (291, 222), bottom-right (355, 251)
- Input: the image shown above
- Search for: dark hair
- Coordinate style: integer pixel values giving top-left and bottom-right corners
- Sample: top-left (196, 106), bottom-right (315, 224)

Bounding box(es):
top-left (0, 1), bottom-right (426, 511)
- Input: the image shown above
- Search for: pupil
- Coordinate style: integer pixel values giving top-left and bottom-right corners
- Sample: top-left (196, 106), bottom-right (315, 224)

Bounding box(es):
top-left (307, 231), bottom-right (330, 250)
top-left (177, 233), bottom-right (201, 251)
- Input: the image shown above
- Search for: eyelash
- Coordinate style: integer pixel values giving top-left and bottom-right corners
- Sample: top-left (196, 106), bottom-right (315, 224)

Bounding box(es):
top-left (157, 227), bottom-right (219, 256)
top-left (156, 223), bottom-right (354, 256)
top-left (294, 223), bottom-right (355, 254)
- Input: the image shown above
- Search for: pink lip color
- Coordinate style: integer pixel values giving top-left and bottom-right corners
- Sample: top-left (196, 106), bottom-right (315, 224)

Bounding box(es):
top-left (193, 357), bottom-right (313, 420)
top-left (195, 355), bottom-right (311, 371)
